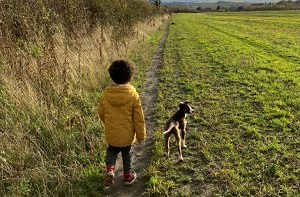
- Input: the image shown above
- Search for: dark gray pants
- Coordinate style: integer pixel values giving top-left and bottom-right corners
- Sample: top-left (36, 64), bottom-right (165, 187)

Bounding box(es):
top-left (105, 145), bottom-right (132, 173)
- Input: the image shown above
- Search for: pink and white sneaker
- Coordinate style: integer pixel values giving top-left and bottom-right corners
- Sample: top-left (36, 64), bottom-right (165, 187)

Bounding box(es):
top-left (124, 171), bottom-right (137, 185)
top-left (105, 166), bottom-right (115, 186)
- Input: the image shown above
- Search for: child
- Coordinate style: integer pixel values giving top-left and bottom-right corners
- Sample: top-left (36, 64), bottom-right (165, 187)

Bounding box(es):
top-left (98, 59), bottom-right (146, 186)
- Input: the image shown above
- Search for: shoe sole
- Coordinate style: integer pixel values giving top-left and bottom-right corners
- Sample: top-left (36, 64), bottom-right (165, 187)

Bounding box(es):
top-left (105, 179), bottom-right (115, 187)
top-left (105, 171), bottom-right (115, 186)
top-left (124, 174), bottom-right (137, 186)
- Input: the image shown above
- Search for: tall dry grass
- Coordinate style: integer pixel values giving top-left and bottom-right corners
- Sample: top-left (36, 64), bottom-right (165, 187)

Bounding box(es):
top-left (0, 0), bottom-right (168, 195)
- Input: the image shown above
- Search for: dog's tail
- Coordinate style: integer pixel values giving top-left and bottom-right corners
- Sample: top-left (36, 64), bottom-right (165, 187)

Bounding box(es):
top-left (163, 130), bottom-right (169, 135)
top-left (163, 122), bottom-right (176, 135)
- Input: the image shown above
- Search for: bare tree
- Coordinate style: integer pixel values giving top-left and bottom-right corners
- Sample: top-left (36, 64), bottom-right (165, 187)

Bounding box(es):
top-left (150, 0), bottom-right (161, 10)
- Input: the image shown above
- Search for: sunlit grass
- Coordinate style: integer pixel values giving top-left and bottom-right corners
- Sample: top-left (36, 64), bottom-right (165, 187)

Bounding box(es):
top-left (148, 11), bottom-right (300, 196)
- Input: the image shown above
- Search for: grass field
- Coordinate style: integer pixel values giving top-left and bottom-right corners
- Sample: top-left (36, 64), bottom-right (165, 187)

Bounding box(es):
top-left (147, 11), bottom-right (300, 196)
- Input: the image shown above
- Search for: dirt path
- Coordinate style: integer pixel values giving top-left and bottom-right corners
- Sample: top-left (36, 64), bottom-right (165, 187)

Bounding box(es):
top-left (101, 24), bottom-right (170, 197)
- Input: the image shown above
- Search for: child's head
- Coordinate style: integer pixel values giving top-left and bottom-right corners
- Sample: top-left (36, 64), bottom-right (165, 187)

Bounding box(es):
top-left (108, 59), bottom-right (134, 85)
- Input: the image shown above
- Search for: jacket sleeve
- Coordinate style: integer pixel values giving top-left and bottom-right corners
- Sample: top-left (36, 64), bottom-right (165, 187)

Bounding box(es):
top-left (133, 94), bottom-right (146, 142)
top-left (98, 96), bottom-right (104, 122)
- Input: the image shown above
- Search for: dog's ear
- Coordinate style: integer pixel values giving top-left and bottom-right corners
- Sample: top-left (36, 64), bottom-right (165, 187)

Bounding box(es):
top-left (179, 101), bottom-right (191, 106)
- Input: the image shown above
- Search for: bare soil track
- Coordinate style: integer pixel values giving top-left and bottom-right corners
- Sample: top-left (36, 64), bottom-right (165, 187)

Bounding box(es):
top-left (101, 24), bottom-right (170, 197)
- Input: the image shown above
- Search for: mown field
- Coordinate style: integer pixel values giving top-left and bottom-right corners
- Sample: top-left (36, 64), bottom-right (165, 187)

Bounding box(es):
top-left (147, 11), bottom-right (300, 196)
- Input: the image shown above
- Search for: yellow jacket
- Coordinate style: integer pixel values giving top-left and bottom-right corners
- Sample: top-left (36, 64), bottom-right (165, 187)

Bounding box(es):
top-left (98, 85), bottom-right (146, 147)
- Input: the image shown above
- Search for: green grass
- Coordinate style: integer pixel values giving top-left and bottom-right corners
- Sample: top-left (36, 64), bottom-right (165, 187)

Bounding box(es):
top-left (147, 11), bottom-right (300, 196)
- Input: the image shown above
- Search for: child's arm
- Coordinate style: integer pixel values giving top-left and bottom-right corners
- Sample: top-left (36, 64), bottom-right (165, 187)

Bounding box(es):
top-left (98, 96), bottom-right (104, 122)
top-left (133, 95), bottom-right (146, 142)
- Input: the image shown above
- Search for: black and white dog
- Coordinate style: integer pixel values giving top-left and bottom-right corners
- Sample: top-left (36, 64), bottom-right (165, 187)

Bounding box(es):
top-left (163, 101), bottom-right (195, 161)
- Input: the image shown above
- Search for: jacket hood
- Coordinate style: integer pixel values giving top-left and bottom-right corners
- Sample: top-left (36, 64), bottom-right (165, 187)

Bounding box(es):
top-left (103, 85), bottom-right (137, 106)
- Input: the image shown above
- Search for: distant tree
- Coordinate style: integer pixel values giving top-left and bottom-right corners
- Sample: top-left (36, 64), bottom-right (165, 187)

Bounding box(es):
top-left (150, 0), bottom-right (161, 10)
top-left (277, 0), bottom-right (293, 5)
top-left (277, 0), bottom-right (283, 4)
top-left (229, 6), bottom-right (236, 11)
top-left (216, 5), bottom-right (221, 10)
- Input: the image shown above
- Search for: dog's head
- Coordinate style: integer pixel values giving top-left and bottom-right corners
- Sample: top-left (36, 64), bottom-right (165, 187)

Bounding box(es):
top-left (178, 101), bottom-right (195, 115)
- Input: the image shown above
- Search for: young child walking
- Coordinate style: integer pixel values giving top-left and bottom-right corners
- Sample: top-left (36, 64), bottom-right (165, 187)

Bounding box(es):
top-left (98, 59), bottom-right (146, 186)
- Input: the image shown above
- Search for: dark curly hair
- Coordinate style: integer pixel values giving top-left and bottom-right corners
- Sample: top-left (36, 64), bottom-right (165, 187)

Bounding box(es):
top-left (108, 59), bottom-right (135, 84)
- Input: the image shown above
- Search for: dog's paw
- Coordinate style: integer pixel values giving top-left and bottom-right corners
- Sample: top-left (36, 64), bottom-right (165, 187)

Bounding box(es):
top-left (182, 140), bottom-right (187, 148)
top-left (178, 155), bottom-right (184, 161)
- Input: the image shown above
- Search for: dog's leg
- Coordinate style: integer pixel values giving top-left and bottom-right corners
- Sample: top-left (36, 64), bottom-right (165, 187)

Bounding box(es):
top-left (163, 122), bottom-right (176, 135)
top-left (164, 132), bottom-right (171, 156)
top-left (174, 130), bottom-right (183, 161)
top-left (180, 119), bottom-right (187, 148)
top-left (181, 130), bottom-right (187, 148)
